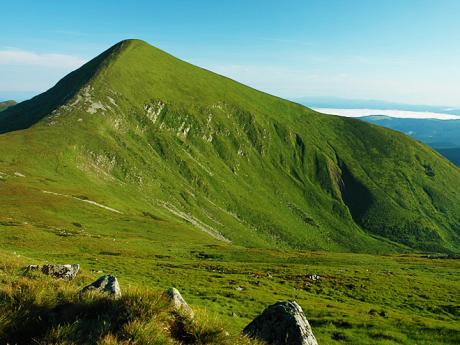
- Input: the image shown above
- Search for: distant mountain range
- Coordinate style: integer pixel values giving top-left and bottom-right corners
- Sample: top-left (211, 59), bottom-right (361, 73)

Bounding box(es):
top-left (359, 116), bottom-right (460, 148)
top-left (0, 100), bottom-right (16, 112)
top-left (1, 40), bottom-right (459, 253)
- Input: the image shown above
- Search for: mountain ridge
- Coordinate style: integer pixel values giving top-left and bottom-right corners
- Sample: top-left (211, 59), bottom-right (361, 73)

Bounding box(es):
top-left (0, 39), bottom-right (459, 253)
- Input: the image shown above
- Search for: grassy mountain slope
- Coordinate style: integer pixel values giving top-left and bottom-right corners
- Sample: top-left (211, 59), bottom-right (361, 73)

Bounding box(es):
top-left (0, 39), bottom-right (459, 253)
top-left (359, 116), bottom-right (460, 166)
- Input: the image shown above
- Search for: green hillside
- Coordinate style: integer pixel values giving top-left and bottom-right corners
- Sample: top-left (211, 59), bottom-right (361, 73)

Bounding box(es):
top-left (0, 39), bottom-right (459, 254)
top-left (359, 116), bottom-right (460, 166)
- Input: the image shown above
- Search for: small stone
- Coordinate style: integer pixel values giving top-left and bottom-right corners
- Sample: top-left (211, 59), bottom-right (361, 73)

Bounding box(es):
top-left (243, 301), bottom-right (318, 345)
top-left (25, 264), bottom-right (41, 272)
top-left (81, 274), bottom-right (121, 299)
top-left (164, 287), bottom-right (194, 318)
top-left (41, 264), bottom-right (80, 280)
top-left (307, 274), bottom-right (321, 281)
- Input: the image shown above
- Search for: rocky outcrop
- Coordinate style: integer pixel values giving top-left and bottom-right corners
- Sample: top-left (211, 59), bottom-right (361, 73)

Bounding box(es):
top-left (26, 264), bottom-right (80, 280)
top-left (164, 287), bottom-right (194, 318)
top-left (243, 301), bottom-right (318, 345)
top-left (81, 274), bottom-right (121, 299)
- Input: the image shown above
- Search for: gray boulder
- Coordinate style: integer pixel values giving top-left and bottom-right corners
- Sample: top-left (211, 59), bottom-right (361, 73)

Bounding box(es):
top-left (243, 301), bottom-right (318, 345)
top-left (25, 264), bottom-right (41, 272)
top-left (164, 287), bottom-right (194, 318)
top-left (41, 264), bottom-right (80, 280)
top-left (81, 274), bottom-right (121, 299)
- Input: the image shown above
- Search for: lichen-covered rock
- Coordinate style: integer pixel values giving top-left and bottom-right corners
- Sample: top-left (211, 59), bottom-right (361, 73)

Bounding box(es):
top-left (243, 301), bottom-right (318, 345)
top-left (41, 264), bottom-right (80, 280)
top-left (164, 287), bottom-right (194, 318)
top-left (81, 274), bottom-right (121, 299)
top-left (25, 264), bottom-right (41, 272)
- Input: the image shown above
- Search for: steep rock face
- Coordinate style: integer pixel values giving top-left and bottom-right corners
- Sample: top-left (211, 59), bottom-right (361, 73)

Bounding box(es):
top-left (243, 301), bottom-right (318, 345)
top-left (0, 39), bottom-right (459, 253)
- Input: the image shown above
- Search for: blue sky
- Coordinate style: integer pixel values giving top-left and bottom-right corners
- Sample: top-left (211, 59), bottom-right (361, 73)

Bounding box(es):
top-left (1, 0), bottom-right (460, 106)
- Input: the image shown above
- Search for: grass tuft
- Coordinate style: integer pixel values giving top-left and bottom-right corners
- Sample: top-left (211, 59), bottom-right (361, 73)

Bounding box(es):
top-left (0, 265), bottom-right (261, 345)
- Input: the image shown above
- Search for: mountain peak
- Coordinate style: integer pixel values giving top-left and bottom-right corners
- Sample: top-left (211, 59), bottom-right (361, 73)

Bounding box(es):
top-left (0, 39), bottom-right (156, 133)
top-left (1, 40), bottom-right (460, 253)
top-left (0, 38), bottom-right (281, 134)
top-left (104, 39), bottom-right (151, 60)
top-left (104, 39), bottom-right (169, 63)
top-left (117, 38), bottom-right (150, 46)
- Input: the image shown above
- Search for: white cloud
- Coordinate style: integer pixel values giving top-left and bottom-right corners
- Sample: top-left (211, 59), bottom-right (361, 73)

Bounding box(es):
top-left (0, 49), bottom-right (86, 68)
top-left (313, 108), bottom-right (460, 120)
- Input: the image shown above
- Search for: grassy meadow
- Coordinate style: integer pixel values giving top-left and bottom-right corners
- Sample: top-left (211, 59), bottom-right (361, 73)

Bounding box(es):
top-left (1, 221), bottom-right (459, 344)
